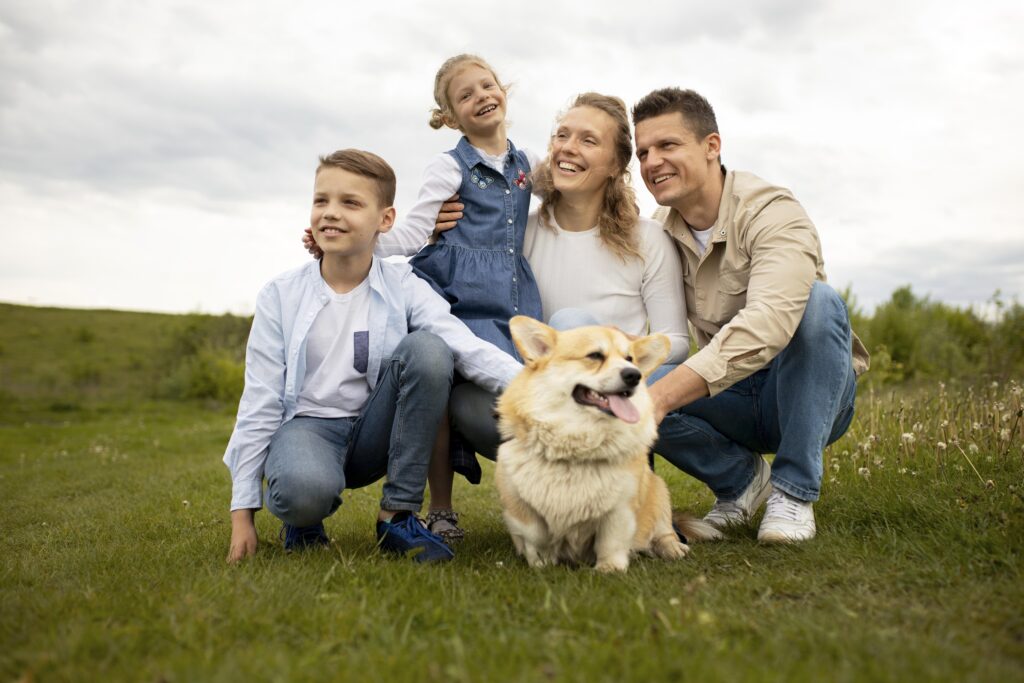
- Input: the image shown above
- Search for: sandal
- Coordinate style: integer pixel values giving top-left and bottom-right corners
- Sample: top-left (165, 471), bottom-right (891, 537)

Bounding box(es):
top-left (425, 509), bottom-right (465, 545)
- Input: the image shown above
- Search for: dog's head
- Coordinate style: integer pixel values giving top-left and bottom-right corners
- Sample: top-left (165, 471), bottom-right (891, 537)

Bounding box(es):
top-left (497, 316), bottom-right (670, 458)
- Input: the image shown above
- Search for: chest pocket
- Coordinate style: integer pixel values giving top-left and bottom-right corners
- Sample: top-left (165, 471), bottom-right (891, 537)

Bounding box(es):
top-left (715, 269), bottom-right (749, 325)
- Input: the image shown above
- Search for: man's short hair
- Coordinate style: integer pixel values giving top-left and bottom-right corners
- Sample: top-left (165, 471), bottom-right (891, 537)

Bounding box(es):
top-left (317, 149), bottom-right (396, 207)
top-left (632, 88), bottom-right (719, 140)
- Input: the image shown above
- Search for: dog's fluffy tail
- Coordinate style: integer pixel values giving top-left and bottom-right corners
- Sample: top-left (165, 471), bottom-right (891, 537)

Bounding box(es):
top-left (672, 511), bottom-right (724, 542)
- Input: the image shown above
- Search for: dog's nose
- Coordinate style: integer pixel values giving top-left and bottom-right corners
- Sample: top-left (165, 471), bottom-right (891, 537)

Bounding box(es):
top-left (621, 367), bottom-right (641, 387)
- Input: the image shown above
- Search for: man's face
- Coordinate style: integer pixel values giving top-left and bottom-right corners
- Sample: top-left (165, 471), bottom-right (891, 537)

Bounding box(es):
top-left (634, 112), bottom-right (719, 211)
top-left (310, 167), bottom-right (392, 257)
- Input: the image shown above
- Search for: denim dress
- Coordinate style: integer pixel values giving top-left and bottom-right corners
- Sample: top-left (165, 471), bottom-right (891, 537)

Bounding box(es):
top-left (410, 137), bottom-right (542, 360)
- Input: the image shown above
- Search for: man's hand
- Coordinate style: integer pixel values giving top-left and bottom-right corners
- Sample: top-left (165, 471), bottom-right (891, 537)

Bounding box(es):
top-left (227, 508), bottom-right (258, 563)
top-left (302, 228), bottom-right (322, 259)
top-left (649, 365), bottom-right (711, 425)
top-left (435, 194), bottom-right (464, 232)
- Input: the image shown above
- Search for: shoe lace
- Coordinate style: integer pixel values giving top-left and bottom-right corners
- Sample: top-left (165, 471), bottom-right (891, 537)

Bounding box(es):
top-left (766, 490), bottom-right (804, 521)
top-left (708, 500), bottom-right (743, 517)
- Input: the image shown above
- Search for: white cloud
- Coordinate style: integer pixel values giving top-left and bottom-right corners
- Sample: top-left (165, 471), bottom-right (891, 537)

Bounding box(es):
top-left (1, 0), bottom-right (1021, 314)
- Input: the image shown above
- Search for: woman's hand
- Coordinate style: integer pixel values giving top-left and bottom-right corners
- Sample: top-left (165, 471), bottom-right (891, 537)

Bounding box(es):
top-left (435, 194), bottom-right (464, 232)
top-left (227, 509), bottom-right (258, 563)
top-left (302, 228), bottom-right (322, 259)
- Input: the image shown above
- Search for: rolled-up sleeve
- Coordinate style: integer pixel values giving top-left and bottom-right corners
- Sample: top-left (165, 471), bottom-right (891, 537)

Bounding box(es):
top-left (222, 284), bottom-right (287, 510)
top-left (685, 197), bottom-right (819, 396)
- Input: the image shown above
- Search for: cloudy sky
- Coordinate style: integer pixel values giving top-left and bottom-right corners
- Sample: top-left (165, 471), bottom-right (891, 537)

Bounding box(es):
top-left (1, 0), bottom-right (1021, 315)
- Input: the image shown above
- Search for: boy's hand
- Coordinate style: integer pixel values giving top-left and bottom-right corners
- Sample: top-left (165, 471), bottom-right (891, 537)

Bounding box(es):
top-left (227, 508), bottom-right (258, 563)
top-left (302, 228), bottom-right (322, 259)
top-left (435, 194), bottom-right (464, 232)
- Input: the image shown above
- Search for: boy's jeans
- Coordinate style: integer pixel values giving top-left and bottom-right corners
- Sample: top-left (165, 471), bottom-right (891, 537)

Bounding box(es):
top-left (655, 282), bottom-right (858, 503)
top-left (263, 331), bottom-right (454, 527)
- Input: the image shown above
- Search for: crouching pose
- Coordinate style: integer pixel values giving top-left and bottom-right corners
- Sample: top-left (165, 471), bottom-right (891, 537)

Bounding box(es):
top-left (223, 149), bottom-right (520, 564)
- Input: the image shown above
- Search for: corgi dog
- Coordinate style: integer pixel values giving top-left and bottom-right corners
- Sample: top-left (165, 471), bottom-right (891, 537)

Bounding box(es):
top-left (495, 316), bottom-right (720, 573)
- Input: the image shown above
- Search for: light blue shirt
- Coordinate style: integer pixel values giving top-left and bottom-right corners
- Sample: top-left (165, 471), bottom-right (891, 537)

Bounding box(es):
top-left (223, 258), bottom-right (523, 510)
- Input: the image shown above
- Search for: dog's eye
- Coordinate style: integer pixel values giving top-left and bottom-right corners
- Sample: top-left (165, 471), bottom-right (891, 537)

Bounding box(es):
top-left (624, 355), bottom-right (633, 362)
top-left (587, 351), bottom-right (605, 362)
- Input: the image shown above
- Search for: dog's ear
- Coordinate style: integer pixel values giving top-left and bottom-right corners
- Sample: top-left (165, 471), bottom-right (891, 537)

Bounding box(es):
top-left (509, 316), bottom-right (558, 364)
top-left (630, 333), bottom-right (671, 377)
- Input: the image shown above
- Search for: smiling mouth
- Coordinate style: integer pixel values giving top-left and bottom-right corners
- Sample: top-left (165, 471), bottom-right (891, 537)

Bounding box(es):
top-left (652, 174), bottom-right (675, 185)
top-left (572, 385), bottom-right (640, 423)
top-left (320, 226), bottom-right (348, 235)
top-left (476, 104), bottom-right (497, 116)
top-left (557, 161), bottom-right (582, 173)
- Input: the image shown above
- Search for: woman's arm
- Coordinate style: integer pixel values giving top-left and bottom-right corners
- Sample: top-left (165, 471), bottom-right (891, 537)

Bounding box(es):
top-left (639, 221), bottom-right (690, 364)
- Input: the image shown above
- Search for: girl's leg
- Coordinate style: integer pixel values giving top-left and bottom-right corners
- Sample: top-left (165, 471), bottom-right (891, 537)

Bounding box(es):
top-left (426, 413), bottom-right (464, 543)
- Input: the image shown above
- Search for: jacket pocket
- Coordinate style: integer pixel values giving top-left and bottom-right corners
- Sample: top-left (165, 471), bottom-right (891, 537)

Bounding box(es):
top-left (714, 270), bottom-right (749, 325)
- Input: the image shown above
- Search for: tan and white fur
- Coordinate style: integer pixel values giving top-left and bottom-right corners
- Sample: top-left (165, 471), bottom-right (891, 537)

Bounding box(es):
top-left (495, 316), bottom-right (720, 573)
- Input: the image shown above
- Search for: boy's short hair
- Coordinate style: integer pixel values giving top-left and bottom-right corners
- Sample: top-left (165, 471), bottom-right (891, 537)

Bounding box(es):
top-left (631, 88), bottom-right (719, 140)
top-left (317, 149), bottom-right (396, 207)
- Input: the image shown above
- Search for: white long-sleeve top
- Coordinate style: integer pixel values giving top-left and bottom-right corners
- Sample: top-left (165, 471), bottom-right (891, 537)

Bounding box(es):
top-left (523, 211), bottom-right (690, 364)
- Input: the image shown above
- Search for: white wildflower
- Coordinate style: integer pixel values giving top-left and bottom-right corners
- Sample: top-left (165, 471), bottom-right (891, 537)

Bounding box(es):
top-left (912, 422), bottom-right (923, 433)
top-left (1000, 428), bottom-right (1011, 441)
top-left (901, 433), bottom-right (916, 444)
top-left (936, 441), bottom-right (947, 451)
top-left (968, 443), bottom-right (979, 454)
top-left (858, 467), bottom-right (871, 478)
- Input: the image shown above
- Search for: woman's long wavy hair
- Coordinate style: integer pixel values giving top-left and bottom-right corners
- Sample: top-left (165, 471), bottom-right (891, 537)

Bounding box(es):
top-left (531, 93), bottom-right (641, 262)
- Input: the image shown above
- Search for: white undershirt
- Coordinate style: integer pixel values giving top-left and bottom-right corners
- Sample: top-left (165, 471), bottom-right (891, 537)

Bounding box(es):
top-left (690, 224), bottom-right (714, 256)
top-left (295, 277), bottom-right (372, 418)
top-left (523, 211), bottom-right (690, 364)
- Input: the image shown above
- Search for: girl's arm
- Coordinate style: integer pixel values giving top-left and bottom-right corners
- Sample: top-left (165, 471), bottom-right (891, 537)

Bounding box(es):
top-left (375, 153), bottom-right (462, 257)
top-left (639, 220), bottom-right (691, 364)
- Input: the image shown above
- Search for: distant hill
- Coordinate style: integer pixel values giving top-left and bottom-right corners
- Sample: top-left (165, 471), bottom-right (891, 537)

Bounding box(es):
top-left (0, 303), bottom-right (251, 415)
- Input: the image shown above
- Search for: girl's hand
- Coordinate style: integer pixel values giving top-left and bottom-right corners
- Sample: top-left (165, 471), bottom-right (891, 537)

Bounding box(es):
top-left (227, 509), bottom-right (258, 563)
top-left (435, 194), bottom-right (464, 232)
top-left (302, 228), bottom-right (323, 259)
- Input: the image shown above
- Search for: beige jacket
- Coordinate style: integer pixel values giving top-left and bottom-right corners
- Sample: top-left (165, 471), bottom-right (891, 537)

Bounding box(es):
top-left (654, 169), bottom-right (869, 397)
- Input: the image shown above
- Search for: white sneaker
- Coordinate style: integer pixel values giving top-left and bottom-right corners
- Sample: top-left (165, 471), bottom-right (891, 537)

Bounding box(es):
top-left (757, 488), bottom-right (816, 543)
top-left (703, 455), bottom-right (772, 530)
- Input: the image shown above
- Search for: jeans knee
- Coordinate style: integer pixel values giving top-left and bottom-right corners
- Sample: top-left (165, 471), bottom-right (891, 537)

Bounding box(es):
top-left (398, 331), bottom-right (454, 385)
top-left (793, 282), bottom-right (849, 347)
top-left (548, 308), bottom-right (600, 332)
top-left (269, 471), bottom-right (341, 526)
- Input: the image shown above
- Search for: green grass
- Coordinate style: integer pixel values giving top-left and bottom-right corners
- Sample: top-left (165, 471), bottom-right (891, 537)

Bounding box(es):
top-left (1, 303), bottom-right (1023, 681)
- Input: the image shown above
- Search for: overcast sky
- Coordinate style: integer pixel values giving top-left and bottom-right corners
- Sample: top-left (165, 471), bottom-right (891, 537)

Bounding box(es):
top-left (1, 0), bottom-right (1021, 315)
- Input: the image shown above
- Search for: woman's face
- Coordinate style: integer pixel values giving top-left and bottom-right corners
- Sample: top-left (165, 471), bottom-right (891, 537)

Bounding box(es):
top-left (549, 105), bottom-right (620, 200)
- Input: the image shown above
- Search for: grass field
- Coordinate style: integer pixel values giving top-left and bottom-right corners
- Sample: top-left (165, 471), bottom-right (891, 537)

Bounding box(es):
top-left (1, 304), bottom-right (1022, 682)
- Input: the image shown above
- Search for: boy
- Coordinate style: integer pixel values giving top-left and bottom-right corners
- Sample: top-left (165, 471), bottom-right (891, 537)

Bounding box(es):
top-left (224, 149), bottom-right (521, 564)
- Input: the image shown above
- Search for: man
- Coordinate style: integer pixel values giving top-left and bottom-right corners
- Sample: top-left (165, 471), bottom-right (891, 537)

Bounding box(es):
top-left (633, 88), bottom-right (870, 543)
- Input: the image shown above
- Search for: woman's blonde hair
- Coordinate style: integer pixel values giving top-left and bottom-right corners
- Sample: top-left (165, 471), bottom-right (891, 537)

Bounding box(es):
top-left (532, 93), bottom-right (641, 261)
top-left (428, 54), bottom-right (508, 131)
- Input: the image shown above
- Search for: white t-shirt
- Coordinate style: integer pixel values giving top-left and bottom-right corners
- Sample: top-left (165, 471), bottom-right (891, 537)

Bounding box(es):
top-left (690, 224), bottom-right (714, 256)
top-left (523, 211), bottom-right (690, 364)
top-left (295, 277), bottom-right (372, 418)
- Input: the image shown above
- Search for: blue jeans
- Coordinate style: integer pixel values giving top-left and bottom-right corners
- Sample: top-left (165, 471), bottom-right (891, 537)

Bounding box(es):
top-left (655, 282), bottom-right (857, 503)
top-left (264, 331), bottom-right (454, 527)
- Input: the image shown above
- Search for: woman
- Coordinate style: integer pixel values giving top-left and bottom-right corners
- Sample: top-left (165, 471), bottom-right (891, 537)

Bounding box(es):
top-left (427, 93), bottom-right (689, 541)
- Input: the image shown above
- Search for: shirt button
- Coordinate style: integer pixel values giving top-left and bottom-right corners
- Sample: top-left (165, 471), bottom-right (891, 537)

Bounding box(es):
top-left (507, 218), bottom-right (513, 224)
top-left (505, 189), bottom-right (510, 195)
top-left (508, 248), bottom-right (513, 254)
top-left (514, 306), bottom-right (518, 311)
top-left (512, 277), bottom-right (516, 282)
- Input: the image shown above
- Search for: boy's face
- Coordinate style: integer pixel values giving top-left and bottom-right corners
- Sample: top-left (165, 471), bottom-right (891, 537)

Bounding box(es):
top-left (310, 167), bottom-right (394, 258)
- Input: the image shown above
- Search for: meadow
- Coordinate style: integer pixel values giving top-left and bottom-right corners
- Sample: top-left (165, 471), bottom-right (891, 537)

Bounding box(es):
top-left (1, 300), bottom-right (1022, 682)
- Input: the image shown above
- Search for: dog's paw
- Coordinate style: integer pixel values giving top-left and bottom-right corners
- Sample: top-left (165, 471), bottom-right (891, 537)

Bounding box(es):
top-left (594, 554), bottom-right (630, 573)
top-left (653, 534), bottom-right (690, 560)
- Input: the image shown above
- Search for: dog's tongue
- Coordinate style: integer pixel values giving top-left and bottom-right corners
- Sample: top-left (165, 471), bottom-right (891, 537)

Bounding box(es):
top-left (607, 394), bottom-right (639, 424)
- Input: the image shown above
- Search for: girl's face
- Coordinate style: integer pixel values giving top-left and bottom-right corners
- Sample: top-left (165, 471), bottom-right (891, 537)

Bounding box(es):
top-left (445, 64), bottom-right (507, 138)
top-left (549, 105), bottom-right (620, 200)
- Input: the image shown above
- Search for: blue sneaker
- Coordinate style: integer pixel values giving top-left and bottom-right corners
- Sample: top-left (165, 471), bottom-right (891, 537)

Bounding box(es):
top-left (280, 523), bottom-right (330, 552)
top-left (376, 512), bottom-right (454, 563)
